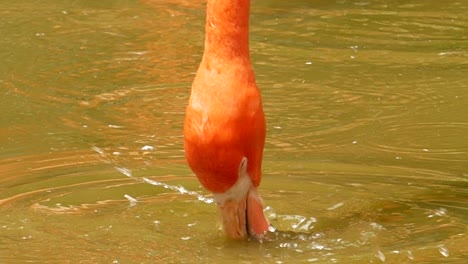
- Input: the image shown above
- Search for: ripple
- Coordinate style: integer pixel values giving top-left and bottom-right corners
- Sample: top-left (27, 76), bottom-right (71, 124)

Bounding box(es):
top-left (0, 147), bottom-right (201, 212)
top-left (256, 3), bottom-right (468, 159)
top-left (366, 122), bottom-right (468, 162)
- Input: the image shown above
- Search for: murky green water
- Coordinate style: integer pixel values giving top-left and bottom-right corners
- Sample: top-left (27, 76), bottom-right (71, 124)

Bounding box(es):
top-left (1, 0), bottom-right (467, 263)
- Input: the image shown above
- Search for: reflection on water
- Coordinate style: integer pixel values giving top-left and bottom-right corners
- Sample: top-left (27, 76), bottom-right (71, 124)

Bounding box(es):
top-left (1, 0), bottom-right (468, 263)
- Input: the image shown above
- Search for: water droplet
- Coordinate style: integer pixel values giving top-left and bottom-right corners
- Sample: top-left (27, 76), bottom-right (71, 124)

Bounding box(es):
top-left (370, 222), bottom-right (385, 230)
top-left (115, 167), bottom-right (132, 177)
top-left (279, 242), bottom-right (291, 248)
top-left (350, 45), bottom-right (359, 51)
top-left (439, 245), bottom-right (449, 257)
top-left (327, 202), bottom-right (344, 211)
top-left (428, 207), bottom-right (448, 218)
top-left (435, 208), bottom-right (447, 216)
top-left (407, 250), bottom-right (414, 260)
top-left (264, 206), bottom-right (277, 219)
top-left (141, 145), bottom-right (154, 151)
top-left (309, 242), bottom-right (325, 250)
top-left (124, 194), bottom-right (137, 206)
top-left (91, 146), bottom-right (104, 155)
top-left (375, 250), bottom-right (386, 262)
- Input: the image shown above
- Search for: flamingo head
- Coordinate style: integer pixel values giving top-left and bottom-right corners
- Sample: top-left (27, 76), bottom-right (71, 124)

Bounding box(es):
top-left (212, 157), bottom-right (270, 239)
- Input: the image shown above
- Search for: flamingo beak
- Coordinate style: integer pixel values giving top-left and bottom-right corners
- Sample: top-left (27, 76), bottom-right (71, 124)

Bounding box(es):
top-left (217, 187), bottom-right (270, 239)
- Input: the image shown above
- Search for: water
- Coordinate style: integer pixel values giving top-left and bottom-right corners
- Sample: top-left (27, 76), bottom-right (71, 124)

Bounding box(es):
top-left (1, 0), bottom-right (467, 263)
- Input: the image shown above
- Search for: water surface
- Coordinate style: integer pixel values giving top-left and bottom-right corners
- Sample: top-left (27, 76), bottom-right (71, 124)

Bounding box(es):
top-left (1, 0), bottom-right (467, 263)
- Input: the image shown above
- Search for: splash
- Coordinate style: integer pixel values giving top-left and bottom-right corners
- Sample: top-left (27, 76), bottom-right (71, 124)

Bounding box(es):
top-left (91, 146), bottom-right (214, 204)
top-left (124, 194), bottom-right (138, 206)
top-left (141, 176), bottom-right (214, 204)
top-left (114, 166), bottom-right (214, 204)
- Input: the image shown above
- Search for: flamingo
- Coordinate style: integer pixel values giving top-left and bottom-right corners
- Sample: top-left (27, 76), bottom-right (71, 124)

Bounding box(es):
top-left (183, 0), bottom-right (270, 239)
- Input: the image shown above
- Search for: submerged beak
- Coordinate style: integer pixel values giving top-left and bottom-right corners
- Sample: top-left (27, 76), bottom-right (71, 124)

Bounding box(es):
top-left (217, 187), bottom-right (270, 239)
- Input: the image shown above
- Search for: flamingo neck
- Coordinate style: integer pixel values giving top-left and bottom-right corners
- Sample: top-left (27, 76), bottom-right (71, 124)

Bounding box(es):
top-left (203, 0), bottom-right (251, 62)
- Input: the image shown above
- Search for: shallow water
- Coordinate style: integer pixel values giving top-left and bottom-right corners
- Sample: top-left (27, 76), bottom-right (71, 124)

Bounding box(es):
top-left (1, 0), bottom-right (467, 263)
